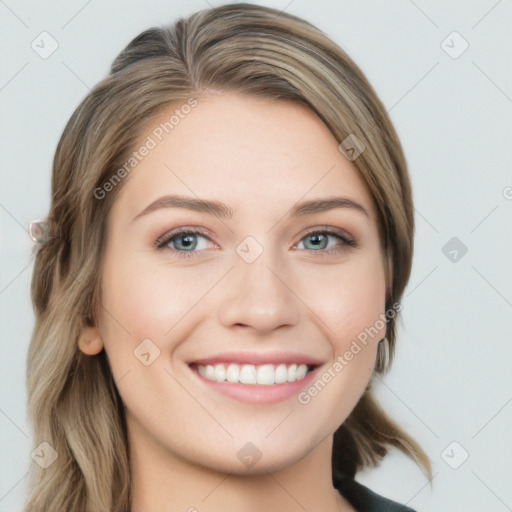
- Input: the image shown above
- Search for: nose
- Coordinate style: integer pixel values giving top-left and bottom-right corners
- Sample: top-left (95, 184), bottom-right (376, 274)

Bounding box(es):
top-left (217, 247), bottom-right (300, 334)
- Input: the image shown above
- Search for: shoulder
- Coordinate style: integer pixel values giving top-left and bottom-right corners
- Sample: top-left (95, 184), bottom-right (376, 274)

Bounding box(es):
top-left (333, 472), bottom-right (418, 512)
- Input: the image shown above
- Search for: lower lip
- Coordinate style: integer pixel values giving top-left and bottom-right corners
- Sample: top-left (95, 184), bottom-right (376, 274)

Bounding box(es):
top-left (190, 365), bottom-right (320, 404)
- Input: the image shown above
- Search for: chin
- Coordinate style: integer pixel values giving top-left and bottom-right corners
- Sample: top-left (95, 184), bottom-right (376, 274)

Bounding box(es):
top-left (201, 450), bottom-right (306, 476)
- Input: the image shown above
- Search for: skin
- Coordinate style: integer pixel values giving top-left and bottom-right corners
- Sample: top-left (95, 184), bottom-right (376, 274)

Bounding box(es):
top-left (79, 92), bottom-right (390, 512)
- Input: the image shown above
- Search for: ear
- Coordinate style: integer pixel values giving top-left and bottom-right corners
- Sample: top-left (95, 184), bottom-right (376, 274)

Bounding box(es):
top-left (78, 325), bottom-right (104, 355)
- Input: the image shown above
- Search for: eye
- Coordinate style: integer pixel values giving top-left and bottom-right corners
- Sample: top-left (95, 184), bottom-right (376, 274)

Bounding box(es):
top-left (155, 227), bottom-right (215, 258)
top-left (155, 226), bottom-right (357, 258)
top-left (294, 227), bottom-right (357, 256)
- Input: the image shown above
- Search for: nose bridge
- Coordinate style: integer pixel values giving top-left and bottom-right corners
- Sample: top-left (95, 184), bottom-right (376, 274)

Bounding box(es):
top-left (217, 236), bottom-right (300, 332)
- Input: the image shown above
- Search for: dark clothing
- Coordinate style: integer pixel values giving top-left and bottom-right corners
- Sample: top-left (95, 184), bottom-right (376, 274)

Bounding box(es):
top-left (334, 472), bottom-right (417, 512)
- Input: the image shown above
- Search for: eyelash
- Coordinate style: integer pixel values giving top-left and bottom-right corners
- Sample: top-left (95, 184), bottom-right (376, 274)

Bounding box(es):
top-left (154, 226), bottom-right (357, 259)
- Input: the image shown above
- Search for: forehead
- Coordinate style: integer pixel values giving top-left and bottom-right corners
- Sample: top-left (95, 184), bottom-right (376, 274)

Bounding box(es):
top-left (111, 93), bottom-right (376, 222)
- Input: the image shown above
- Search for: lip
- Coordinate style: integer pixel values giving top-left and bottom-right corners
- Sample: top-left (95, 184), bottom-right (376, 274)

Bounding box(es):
top-left (189, 351), bottom-right (324, 367)
top-left (188, 358), bottom-right (323, 405)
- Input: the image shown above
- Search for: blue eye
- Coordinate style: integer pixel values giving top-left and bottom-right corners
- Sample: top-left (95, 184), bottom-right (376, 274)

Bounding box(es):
top-left (155, 228), bottom-right (213, 258)
top-left (297, 229), bottom-right (356, 252)
top-left (155, 226), bottom-right (357, 259)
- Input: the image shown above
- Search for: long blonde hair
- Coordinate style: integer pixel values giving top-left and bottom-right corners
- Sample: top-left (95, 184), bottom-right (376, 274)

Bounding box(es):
top-left (25, 3), bottom-right (431, 510)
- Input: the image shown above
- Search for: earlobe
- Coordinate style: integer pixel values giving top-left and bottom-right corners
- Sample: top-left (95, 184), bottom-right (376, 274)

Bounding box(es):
top-left (78, 325), bottom-right (104, 355)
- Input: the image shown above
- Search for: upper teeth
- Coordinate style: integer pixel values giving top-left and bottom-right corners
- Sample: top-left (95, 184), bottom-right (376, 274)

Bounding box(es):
top-left (196, 363), bottom-right (309, 385)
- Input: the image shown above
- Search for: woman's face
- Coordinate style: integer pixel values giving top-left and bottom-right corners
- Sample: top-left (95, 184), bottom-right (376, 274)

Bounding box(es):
top-left (89, 93), bottom-right (389, 474)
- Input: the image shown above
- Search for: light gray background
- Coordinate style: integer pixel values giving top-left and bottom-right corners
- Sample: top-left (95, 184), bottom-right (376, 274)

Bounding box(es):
top-left (1, 1), bottom-right (511, 510)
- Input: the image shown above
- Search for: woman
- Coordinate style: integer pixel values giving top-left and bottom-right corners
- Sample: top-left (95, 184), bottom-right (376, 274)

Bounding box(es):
top-left (25, 3), bottom-right (431, 511)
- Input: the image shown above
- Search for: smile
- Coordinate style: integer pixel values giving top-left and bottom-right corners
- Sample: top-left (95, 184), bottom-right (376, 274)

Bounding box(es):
top-left (188, 352), bottom-right (323, 404)
top-left (195, 362), bottom-right (312, 385)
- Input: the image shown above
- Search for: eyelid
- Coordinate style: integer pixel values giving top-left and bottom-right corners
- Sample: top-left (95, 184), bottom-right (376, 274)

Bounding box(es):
top-left (296, 225), bottom-right (355, 247)
top-left (154, 226), bottom-right (213, 249)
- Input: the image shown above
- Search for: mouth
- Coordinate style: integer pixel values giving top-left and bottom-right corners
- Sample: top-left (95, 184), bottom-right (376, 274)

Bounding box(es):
top-left (190, 362), bottom-right (316, 385)
top-left (187, 353), bottom-right (323, 404)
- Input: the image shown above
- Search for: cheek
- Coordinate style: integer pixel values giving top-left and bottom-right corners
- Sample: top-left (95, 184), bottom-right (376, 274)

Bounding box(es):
top-left (295, 258), bottom-right (387, 427)
top-left (300, 252), bottom-right (388, 350)
top-left (100, 240), bottom-right (173, 334)
top-left (97, 247), bottom-right (162, 369)
top-left (98, 247), bottom-right (215, 371)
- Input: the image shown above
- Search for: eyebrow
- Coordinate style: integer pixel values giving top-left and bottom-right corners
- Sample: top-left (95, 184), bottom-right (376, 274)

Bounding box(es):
top-left (131, 194), bottom-right (369, 223)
